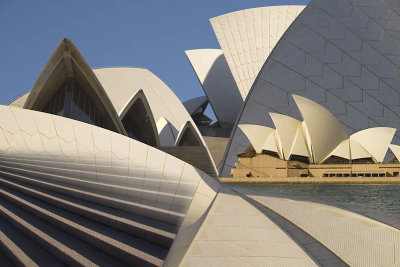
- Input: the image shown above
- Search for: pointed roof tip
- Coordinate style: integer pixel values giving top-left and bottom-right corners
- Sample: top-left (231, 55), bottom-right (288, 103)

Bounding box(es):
top-left (269, 111), bottom-right (301, 121)
top-left (351, 127), bottom-right (396, 162)
top-left (292, 94), bottom-right (312, 104)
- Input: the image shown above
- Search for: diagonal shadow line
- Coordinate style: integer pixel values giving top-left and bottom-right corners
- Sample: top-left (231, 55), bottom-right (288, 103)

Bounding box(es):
top-left (231, 189), bottom-right (349, 267)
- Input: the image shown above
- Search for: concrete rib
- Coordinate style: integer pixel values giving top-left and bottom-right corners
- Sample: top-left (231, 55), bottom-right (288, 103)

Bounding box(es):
top-left (0, 176), bottom-right (176, 248)
top-left (0, 230), bottom-right (38, 267)
top-left (0, 157), bottom-right (197, 190)
top-left (0, 202), bottom-right (95, 266)
top-left (0, 160), bottom-right (194, 201)
top-left (0, 187), bottom-right (164, 267)
top-left (0, 169), bottom-right (185, 225)
top-left (0, 177), bottom-right (175, 247)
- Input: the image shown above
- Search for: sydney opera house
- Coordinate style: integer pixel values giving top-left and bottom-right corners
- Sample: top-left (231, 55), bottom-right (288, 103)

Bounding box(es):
top-left (2, 0), bottom-right (400, 266)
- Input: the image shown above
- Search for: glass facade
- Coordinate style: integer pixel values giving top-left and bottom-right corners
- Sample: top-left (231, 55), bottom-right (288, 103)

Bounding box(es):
top-left (41, 79), bottom-right (116, 132)
top-left (121, 98), bottom-right (158, 146)
top-left (178, 127), bottom-right (201, 146)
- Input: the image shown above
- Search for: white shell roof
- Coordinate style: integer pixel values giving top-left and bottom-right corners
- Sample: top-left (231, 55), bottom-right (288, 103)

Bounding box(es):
top-left (93, 67), bottom-right (202, 143)
top-left (293, 95), bottom-right (349, 163)
top-left (0, 104), bottom-right (219, 226)
top-left (327, 139), bottom-right (350, 160)
top-left (185, 49), bottom-right (243, 124)
top-left (156, 117), bottom-right (178, 146)
top-left (389, 144), bottom-right (400, 162)
top-left (269, 113), bottom-right (308, 160)
top-left (350, 127), bottom-right (395, 163)
top-left (349, 139), bottom-right (372, 160)
top-left (239, 95), bottom-right (396, 164)
top-left (263, 132), bottom-right (279, 155)
top-left (220, 0), bottom-right (400, 176)
top-left (8, 92), bottom-right (30, 108)
top-left (210, 5), bottom-right (306, 99)
top-left (238, 124), bottom-right (276, 153)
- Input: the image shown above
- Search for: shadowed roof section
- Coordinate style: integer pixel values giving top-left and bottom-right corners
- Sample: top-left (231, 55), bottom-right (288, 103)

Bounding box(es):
top-left (183, 96), bottom-right (209, 116)
top-left (185, 49), bottom-right (242, 125)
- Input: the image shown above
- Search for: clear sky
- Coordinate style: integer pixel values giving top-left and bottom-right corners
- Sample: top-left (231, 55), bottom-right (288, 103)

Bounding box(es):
top-left (0, 0), bottom-right (309, 120)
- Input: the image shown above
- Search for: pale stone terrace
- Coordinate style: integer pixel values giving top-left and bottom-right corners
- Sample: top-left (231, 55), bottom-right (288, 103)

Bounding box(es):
top-left (180, 187), bottom-right (318, 266)
top-left (234, 186), bottom-right (400, 267)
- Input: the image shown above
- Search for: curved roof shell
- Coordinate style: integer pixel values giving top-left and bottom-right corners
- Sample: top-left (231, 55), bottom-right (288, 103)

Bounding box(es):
top-left (0, 105), bottom-right (220, 265)
top-left (93, 67), bottom-right (195, 132)
top-left (293, 95), bottom-right (348, 163)
top-left (8, 92), bottom-right (30, 108)
top-left (22, 39), bottom-right (126, 135)
top-left (269, 112), bottom-right (308, 160)
top-left (350, 127), bottom-right (395, 163)
top-left (210, 5), bottom-right (306, 99)
top-left (182, 95), bottom-right (209, 116)
top-left (389, 144), bottom-right (400, 162)
top-left (185, 49), bottom-right (243, 124)
top-left (220, 0), bottom-right (400, 176)
top-left (238, 124), bottom-right (276, 153)
top-left (93, 68), bottom-right (218, 173)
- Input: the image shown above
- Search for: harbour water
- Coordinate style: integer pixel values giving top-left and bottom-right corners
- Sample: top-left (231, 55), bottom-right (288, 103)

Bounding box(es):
top-left (229, 184), bottom-right (400, 229)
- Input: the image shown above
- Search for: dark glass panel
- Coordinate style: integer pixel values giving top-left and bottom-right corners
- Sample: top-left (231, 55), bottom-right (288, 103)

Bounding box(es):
top-left (40, 79), bottom-right (116, 133)
top-left (178, 127), bottom-right (201, 146)
top-left (122, 98), bottom-right (158, 146)
top-left (323, 156), bottom-right (350, 164)
top-left (41, 82), bottom-right (66, 116)
top-left (289, 155), bottom-right (310, 164)
top-left (351, 158), bottom-right (374, 164)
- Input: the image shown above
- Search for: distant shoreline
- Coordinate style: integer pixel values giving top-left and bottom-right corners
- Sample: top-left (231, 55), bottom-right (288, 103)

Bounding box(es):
top-left (219, 177), bottom-right (400, 184)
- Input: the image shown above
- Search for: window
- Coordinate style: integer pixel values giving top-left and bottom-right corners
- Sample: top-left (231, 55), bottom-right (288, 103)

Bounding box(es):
top-left (177, 126), bottom-right (202, 146)
top-left (121, 98), bottom-right (158, 146)
top-left (40, 79), bottom-right (116, 132)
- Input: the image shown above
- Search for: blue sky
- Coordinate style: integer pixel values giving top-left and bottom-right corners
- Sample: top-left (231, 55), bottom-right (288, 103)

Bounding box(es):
top-left (0, 0), bottom-right (309, 120)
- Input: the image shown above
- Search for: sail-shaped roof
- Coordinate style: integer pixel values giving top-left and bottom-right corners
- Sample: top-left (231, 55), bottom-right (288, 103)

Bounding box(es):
top-left (350, 127), bottom-right (395, 163)
top-left (269, 112), bottom-right (308, 160)
top-left (210, 5), bottom-right (306, 99)
top-left (293, 95), bottom-right (348, 163)
top-left (185, 49), bottom-right (242, 124)
top-left (23, 39), bottom-right (126, 135)
top-left (221, 0), bottom-right (400, 176)
top-left (238, 124), bottom-right (276, 153)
